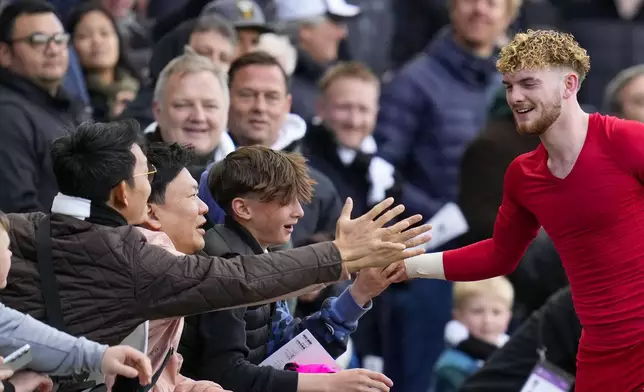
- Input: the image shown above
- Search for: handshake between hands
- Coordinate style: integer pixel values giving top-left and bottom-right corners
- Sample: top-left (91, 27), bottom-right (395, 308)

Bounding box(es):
top-left (333, 197), bottom-right (432, 283)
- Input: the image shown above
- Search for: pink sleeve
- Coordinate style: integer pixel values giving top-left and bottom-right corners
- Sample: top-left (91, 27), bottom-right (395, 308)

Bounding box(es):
top-left (608, 118), bottom-right (644, 182)
top-left (443, 161), bottom-right (540, 281)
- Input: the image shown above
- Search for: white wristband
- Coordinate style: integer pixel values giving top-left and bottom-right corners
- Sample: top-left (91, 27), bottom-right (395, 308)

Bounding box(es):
top-left (404, 252), bottom-right (446, 279)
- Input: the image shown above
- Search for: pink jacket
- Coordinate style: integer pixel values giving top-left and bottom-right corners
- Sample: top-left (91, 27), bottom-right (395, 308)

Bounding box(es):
top-left (137, 228), bottom-right (224, 392)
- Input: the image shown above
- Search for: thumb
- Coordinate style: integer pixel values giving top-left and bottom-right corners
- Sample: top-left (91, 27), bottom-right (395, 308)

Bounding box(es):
top-left (340, 197), bottom-right (353, 220)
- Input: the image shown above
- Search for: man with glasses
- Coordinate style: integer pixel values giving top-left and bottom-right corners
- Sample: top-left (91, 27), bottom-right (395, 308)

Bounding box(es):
top-left (0, 0), bottom-right (91, 214)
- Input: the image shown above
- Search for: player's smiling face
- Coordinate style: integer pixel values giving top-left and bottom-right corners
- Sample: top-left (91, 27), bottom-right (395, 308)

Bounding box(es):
top-left (503, 69), bottom-right (563, 136)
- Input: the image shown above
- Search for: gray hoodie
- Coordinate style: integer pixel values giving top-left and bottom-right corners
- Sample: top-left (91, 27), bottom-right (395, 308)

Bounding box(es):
top-left (0, 304), bottom-right (106, 375)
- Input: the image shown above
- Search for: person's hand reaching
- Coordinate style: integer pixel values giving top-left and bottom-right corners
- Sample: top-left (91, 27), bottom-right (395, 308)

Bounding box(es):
top-left (336, 203), bottom-right (432, 273)
top-left (101, 346), bottom-right (152, 385)
top-left (335, 197), bottom-right (423, 271)
top-left (8, 372), bottom-right (52, 392)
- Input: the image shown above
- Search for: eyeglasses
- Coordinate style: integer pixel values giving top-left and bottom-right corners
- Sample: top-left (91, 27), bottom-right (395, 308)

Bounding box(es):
top-left (133, 164), bottom-right (157, 183)
top-left (11, 32), bottom-right (70, 49)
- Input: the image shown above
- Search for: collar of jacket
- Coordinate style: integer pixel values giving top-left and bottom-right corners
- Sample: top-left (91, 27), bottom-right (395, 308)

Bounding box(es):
top-left (0, 66), bottom-right (75, 111)
top-left (51, 192), bottom-right (128, 227)
top-left (223, 215), bottom-right (265, 255)
top-left (426, 26), bottom-right (499, 88)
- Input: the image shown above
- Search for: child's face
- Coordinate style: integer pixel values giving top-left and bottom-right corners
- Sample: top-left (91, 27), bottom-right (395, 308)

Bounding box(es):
top-left (454, 294), bottom-right (511, 346)
top-left (0, 230), bottom-right (11, 289)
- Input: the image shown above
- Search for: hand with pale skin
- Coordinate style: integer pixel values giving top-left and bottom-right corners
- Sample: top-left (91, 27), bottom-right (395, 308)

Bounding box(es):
top-left (7, 372), bottom-right (53, 392)
top-left (349, 215), bottom-right (432, 305)
top-left (0, 358), bottom-right (13, 392)
top-left (101, 345), bottom-right (153, 385)
top-left (333, 198), bottom-right (432, 274)
top-left (298, 368), bottom-right (394, 392)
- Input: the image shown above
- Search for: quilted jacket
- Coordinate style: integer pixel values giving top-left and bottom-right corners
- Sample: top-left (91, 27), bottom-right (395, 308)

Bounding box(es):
top-left (0, 212), bottom-right (343, 346)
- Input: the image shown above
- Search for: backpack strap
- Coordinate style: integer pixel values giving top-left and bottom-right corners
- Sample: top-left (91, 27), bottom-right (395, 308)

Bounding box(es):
top-left (35, 215), bottom-right (65, 331)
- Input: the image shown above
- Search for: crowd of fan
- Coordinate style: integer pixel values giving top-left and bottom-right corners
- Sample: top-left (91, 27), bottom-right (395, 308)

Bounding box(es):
top-left (0, 0), bottom-right (643, 391)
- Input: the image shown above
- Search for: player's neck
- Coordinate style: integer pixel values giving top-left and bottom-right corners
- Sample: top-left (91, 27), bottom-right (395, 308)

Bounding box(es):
top-left (540, 105), bottom-right (589, 164)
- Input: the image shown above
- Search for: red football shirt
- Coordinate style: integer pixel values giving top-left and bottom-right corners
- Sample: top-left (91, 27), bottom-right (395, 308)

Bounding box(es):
top-left (443, 113), bottom-right (644, 390)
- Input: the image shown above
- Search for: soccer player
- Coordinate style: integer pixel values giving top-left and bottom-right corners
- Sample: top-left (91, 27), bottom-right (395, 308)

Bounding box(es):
top-left (402, 29), bottom-right (644, 391)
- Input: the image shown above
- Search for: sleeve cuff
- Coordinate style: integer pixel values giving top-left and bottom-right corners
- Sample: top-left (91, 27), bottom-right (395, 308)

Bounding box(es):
top-left (273, 369), bottom-right (299, 392)
top-left (330, 286), bottom-right (372, 324)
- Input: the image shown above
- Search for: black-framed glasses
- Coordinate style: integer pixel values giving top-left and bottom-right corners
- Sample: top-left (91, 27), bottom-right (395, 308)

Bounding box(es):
top-left (11, 32), bottom-right (70, 49)
top-left (133, 164), bottom-right (157, 183)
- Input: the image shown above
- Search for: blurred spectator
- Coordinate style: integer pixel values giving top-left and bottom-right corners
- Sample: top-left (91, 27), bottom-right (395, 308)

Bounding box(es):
top-left (546, 0), bottom-right (644, 110)
top-left (342, 0), bottom-right (394, 76)
top-left (390, 0), bottom-right (450, 71)
top-left (66, 2), bottom-right (142, 121)
top-left (302, 62), bottom-right (402, 225)
top-left (101, 0), bottom-right (152, 71)
top-left (152, 0), bottom-right (272, 42)
top-left (374, 0), bottom-right (520, 389)
top-left (254, 33), bottom-right (297, 76)
top-left (148, 48), bottom-right (233, 181)
top-left (0, 0), bottom-right (91, 213)
top-left (460, 286), bottom-right (580, 392)
top-left (274, 0), bottom-right (360, 122)
top-left (200, 0), bottom-right (275, 59)
top-left (188, 13), bottom-right (238, 71)
top-left (374, 0), bottom-right (519, 221)
top-left (430, 278), bottom-right (513, 392)
top-left (120, 14), bottom-right (237, 128)
top-left (602, 63), bottom-right (644, 121)
top-left (197, 52), bottom-right (344, 245)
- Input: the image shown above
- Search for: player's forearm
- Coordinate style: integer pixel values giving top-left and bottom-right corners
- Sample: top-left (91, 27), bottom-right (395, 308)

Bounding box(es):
top-left (405, 240), bottom-right (520, 281)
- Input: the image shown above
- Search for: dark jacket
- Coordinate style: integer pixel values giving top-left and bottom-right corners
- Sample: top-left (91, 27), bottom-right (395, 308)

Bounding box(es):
top-left (301, 122), bottom-right (403, 219)
top-left (180, 218), bottom-right (367, 392)
top-left (0, 68), bottom-right (91, 213)
top-left (290, 50), bottom-right (330, 124)
top-left (459, 286), bottom-right (580, 392)
top-left (374, 27), bottom-right (500, 221)
top-left (0, 204), bottom-right (343, 346)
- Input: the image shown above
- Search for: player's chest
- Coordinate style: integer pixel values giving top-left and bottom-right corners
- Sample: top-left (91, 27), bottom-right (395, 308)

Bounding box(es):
top-left (516, 162), bottom-right (644, 233)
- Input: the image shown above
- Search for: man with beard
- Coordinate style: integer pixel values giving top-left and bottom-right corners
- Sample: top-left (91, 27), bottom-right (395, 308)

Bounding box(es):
top-left (400, 29), bottom-right (644, 391)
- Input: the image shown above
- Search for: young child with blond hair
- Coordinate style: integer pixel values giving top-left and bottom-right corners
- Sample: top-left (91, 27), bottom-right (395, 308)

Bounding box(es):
top-left (430, 277), bottom-right (514, 392)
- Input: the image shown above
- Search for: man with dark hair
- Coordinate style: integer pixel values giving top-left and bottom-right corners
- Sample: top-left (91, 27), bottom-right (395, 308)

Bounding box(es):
top-left (198, 51), bottom-right (344, 246)
top-left (180, 146), bottom-right (429, 392)
top-left (137, 142), bottom-right (225, 392)
top-left (0, 120), bottom-right (429, 347)
top-left (0, 0), bottom-right (91, 213)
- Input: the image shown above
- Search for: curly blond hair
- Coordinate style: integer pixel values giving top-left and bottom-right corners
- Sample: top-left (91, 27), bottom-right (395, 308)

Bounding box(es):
top-left (496, 30), bottom-right (591, 81)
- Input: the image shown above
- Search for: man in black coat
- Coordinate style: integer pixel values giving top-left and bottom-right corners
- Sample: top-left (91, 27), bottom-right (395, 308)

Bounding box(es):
top-left (0, 1), bottom-right (91, 213)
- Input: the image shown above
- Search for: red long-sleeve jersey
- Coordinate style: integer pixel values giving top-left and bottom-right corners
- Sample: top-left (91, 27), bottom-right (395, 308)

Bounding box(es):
top-left (444, 113), bottom-right (644, 390)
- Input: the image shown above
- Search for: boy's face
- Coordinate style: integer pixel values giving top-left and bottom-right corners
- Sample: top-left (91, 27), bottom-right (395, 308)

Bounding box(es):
top-left (0, 230), bottom-right (12, 289)
top-left (454, 294), bottom-right (511, 346)
top-left (231, 196), bottom-right (304, 248)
